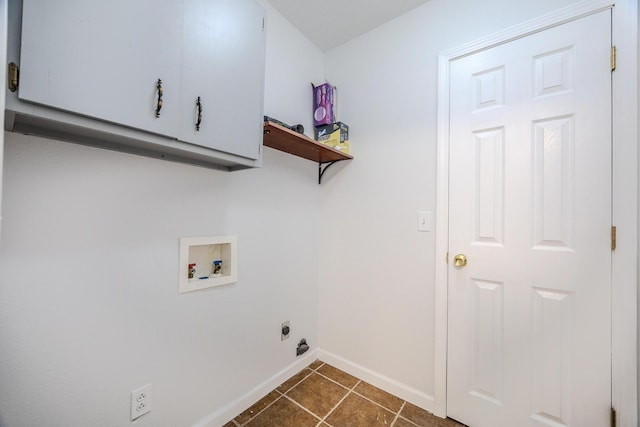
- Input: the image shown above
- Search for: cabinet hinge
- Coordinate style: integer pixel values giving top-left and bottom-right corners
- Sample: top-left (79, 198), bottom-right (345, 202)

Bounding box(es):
top-left (611, 226), bottom-right (617, 251)
top-left (8, 62), bottom-right (18, 92)
top-left (611, 406), bottom-right (616, 427)
top-left (611, 46), bottom-right (617, 71)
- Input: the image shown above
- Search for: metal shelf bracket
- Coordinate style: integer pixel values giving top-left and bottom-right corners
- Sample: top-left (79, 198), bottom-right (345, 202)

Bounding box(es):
top-left (318, 160), bottom-right (343, 184)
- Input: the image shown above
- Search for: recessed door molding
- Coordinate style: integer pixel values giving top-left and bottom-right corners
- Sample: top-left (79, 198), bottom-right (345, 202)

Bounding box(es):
top-left (434, 0), bottom-right (638, 424)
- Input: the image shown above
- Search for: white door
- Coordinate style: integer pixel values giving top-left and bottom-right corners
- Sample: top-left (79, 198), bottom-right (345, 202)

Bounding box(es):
top-left (447, 10), bottom-right (612, 427)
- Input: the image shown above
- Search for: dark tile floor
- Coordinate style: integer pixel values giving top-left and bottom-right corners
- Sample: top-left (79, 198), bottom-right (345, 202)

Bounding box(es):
top-left (224, 360), bottom-right (465, 427)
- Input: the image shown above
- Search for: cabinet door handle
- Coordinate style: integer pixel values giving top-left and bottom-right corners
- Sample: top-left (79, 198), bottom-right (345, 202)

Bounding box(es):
top-left (196, 96), bottom-right (203, 131)
top-left (155, 79), bottom-right (163, 118)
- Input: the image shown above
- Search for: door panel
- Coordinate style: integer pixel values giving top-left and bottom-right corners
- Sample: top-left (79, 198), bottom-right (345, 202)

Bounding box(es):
top-left (447, 10), bottom-right (612, 427)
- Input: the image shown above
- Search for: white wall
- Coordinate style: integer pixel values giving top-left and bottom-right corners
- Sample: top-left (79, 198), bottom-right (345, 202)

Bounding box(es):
top-left (319, 0), bottom-right (581, 409)
top-left (2, 0), bottom-right (635, 426)
top-left (0, 3), bottom-right (324, 427)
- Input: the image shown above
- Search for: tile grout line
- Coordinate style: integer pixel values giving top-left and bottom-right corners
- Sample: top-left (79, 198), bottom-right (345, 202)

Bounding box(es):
top-left (320, 380), bottom-right (362, 426)
top-left (280, 393), bottom-right (324, 424)
top-left (340, 386), bottom-right (405, 427)
top-left (392, 400), bottom-right (436, 427)
top-left (233, 361), bottom-right (445, 427)
top-left (236, 389), bottom-right (285, 426)
top-left (279, 364), bottom-right (360, 427)
top-left (238, 362), bottom-right (328, 426)
top-left (317, 371), bottom-right (410, 422)
top-left (313, 362), bottom-right (449, 427)
top-left (389, 401), bottom-right (407, 427)
top-left (284, 365), bottom-right (398, 426)
top-left (314, 367), bottom-right (408, 417)
top-left (395, 415), bottom-right (426, 427)
top-left (314, 370), bottom-right (358, 391)
top-left (349, 386), bottom-right (405, 416)
top-left (236, 364), bottom-right (322, 426)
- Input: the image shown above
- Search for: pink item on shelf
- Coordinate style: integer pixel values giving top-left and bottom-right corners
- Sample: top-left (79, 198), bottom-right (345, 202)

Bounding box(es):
top-left (312, 82), bottom-right (336, 126)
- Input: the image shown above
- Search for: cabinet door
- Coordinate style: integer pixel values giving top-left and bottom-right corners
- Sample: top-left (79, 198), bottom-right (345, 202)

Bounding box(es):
top-left (19, 0), bottom-right (182, 137)
top-left (180, 0), bottom-right (266, 160)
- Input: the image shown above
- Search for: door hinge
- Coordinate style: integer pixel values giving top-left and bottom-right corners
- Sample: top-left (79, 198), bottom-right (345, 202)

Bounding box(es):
top-left (611, 46), bottom-right (617, 71)
top-left (262, 18), bottom-right (265, 31)
top-left (8, 62), bottom-right (18, 92)
top-left (611, 406), bottom-right (616, 427)
top-left (611, 226), bottom-right (617, 251)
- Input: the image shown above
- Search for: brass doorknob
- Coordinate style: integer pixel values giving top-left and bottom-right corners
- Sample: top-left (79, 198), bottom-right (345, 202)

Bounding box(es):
top-left (453, 254), bottom-right (467, 268)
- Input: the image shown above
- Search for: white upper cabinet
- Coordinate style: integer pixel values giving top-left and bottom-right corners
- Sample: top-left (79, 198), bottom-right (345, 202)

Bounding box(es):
top-left (8, 0), bottom-right (266, 170)
top-left (180, 0), bottom-right (266, 160)
top-left (19, 0), bottom-right (183, 137)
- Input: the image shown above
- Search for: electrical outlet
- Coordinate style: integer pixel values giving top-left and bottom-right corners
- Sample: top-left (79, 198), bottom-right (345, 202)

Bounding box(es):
top-left (130, 383), bottom-right (152, 421)
top-left (281, 321), bottom-right (290, 340)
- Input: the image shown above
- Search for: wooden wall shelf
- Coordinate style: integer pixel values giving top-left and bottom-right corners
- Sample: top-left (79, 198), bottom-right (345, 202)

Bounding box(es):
top-left (263, 120), bottom-right (353, 184)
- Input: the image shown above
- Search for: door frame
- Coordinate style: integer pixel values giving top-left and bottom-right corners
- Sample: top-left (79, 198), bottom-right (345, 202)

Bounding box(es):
top-left (434, 0), bottom-right (638, 424)
top-left (0, 0), bottom-right (5, 236)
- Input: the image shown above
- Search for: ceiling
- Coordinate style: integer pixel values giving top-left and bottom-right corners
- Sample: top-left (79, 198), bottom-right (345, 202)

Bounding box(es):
top-left (266, 0), bottom-right (431, 52)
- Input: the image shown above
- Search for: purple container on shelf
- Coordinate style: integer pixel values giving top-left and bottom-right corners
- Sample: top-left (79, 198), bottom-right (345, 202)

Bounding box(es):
top-left (312, 82), bottom-right (336, 126)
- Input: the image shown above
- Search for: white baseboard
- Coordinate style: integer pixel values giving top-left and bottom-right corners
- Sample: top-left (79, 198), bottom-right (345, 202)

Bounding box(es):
top-left (317, 349), bottom-right (435, 413)
top-left (191, 349), bottom-right (318, 427)
top-left (191, 348), bottom-right (436, 427)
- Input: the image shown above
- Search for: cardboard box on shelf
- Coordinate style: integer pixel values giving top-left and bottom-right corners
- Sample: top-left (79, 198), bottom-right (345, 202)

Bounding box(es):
top-left (315, 122), bottom-right (349, 154)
